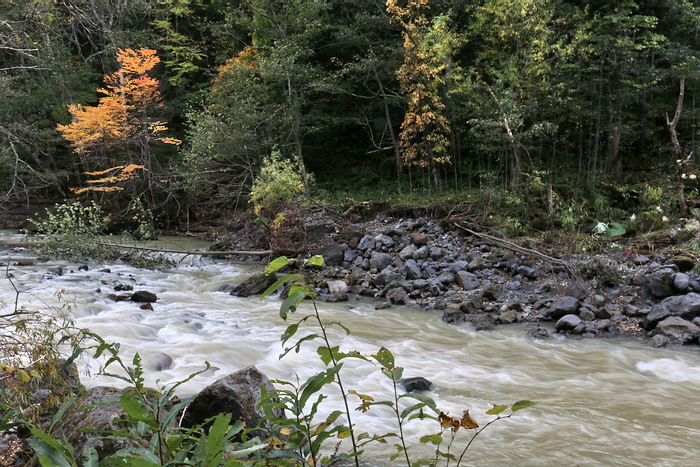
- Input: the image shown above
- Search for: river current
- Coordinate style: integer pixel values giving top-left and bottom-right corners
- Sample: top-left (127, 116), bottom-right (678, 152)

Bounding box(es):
top-left (2, 231), bottom-right (700, 466)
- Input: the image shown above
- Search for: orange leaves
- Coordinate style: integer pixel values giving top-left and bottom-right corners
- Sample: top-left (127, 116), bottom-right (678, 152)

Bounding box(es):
top-left (58, 48), bottom-right (178, 160)
top-left (70, 164), bottom-right (147, 194)
top-left (438, 410), bottom-right (479, 432)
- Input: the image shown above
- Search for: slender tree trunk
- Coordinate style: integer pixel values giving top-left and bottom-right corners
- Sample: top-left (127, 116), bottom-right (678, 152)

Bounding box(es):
top-left (666, 77), bottom-right (687, 214)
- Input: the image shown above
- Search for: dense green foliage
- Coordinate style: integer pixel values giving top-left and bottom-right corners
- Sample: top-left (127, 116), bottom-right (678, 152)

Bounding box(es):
top-left (1, 0), bottom-right (699, 215)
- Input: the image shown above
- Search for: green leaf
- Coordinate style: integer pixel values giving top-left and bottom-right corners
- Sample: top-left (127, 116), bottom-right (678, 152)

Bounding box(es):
top-left (280, 290), bottom-right (306, 320)
top-left (282, 323), bottom-right (300, 344)
top-left (399, 393), bottom-right (438, 413)
top-left (317, 345), bottom-right (338, 365)
top-left (81, 447), bottom-right (99, 467)
top-left (28, 429), bottom-right (76, 467)
top-left (262, 273), bottom-right (297, 298)
top-left (266, 256), bottom-right (290, 274)
top-left (485, 404), bottom-right (508, 415)
top-left (606, 222), bottom-right (626, 237)
top-left (299, 365), bottom-right (342, 408)
top-left (307, 255), bottom-right (324, 267)
top-left (372, 347), bottom-right (395, 369)
top-left (511, 400), bottom-right (539, 412)
top-left (419, 434), bottom-right (443, 445)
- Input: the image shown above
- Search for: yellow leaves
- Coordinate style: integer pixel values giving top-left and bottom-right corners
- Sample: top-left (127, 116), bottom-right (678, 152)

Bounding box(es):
top-left (439, 410), bottom-right (479, 432)
top-left (116, 48), bottom-right (160, 75)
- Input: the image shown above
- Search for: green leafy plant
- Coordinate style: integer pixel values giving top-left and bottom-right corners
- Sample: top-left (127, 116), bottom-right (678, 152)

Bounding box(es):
top-left (259, 256), bottom-right (538, 466)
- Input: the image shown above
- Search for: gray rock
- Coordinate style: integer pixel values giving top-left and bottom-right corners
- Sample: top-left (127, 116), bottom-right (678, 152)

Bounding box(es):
top-left (399, 377), bottom-right (432, 393)
top-left (673, 273), bottom-right (691, 293)
top-left (436, 271), bottom-right (454, 285)
top-left (504, 280), bottom-right (522, 291)
top-left (375, 301), bottom-right (391, 310)
top-left (460, 297), bottom-right (483, 313)
top-left (467, 257), bottom-right (485, 272)
top-left (527, 327), bottom-right (550, 339)
top-left (113, 281), bottom-right (133, 291)
top-left (399, 244), bottom-right (417, 260)
top-left (143, 351), bottom-right (173, 371)
top-left (357, 235), bottom-right (375, 250)
top-left (450, 260), bottom-right (469, 273)
top-left (646, 334), bottom-right (670, 348)
top-left (327, 280), bottom-right (348, 294)
top-left (548, 296), bottom-right (580, 319)
top-left (131, 290), bottom-right (158, 303)
top-left (47, 266), bottom-right (64, 276)
top-left (229, 273), bottom-right (277, 297)
top-left (442, 306), bottom-right (466, 324)
top-left (642, 304), bottom-right (672, 331)
top-left (182, 366), bottom-right (284, 435)
top-left (429, 246), bottom-right (443, 260)
top-left (653, 316), bottom-right (700, 344)
top-left (659, 293), bottom-right (700, 321)
top-left (555, 314), bottom-right (582, 332)
top-left (470, 313), bottom-right (495, 331)
top-left (317, 293), bottom-right (349, 302)
top-left (370, 252), bottom-right (393, 271)
top-left (645, 268), bottom-right (677, 298)
top-left (454, 271), bottom-right (480, 290)
top-left (343, 250), bottom-right (356, 263)
top-left (481, 285), bottom-right (502, 301)
top-left (404, 259), bottom-right (423, 279)
top-left (386, 287), bottom-right (409, 305)
top-left (413, 246), bottom-right (429, 260)
top-left (516, 265), bottom-right (537, 279)
top-left (579, 309), bottom-right (596, 321)
top-left (497, 310), bottom-right (518, 324)
top-left (319, 246), bottom-right (344, 266)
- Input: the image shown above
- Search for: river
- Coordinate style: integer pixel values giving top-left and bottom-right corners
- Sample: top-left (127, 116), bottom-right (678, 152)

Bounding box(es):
top-left (2, 230), bottom-right (700, 466)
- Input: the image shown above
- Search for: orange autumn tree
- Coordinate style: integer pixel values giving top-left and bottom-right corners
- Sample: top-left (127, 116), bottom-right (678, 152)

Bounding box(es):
top-left (58, 48), bottom-right (179, 193)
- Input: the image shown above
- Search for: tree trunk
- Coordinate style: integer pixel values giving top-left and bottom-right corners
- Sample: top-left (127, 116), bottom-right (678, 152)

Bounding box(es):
top-left (666, 77), bottom-right (687, 214)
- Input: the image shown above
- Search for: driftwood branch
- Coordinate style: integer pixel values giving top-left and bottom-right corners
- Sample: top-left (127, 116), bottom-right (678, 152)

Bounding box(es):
top-left (93, 243), bottom-right (272, 256)
top-left (454, 222), bottom-right (579, 280)
top-left (0, 241), bottom-right (272, 257)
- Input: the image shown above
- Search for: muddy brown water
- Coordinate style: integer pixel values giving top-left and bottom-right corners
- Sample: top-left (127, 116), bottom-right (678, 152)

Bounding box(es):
top-left (2, 231), bottom-right (699, 466)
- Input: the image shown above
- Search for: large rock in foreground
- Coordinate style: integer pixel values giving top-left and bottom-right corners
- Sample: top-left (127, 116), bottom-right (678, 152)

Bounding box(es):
top-left (182, 366), bottom-right (283, 433)
top-left (51, 386), bottom-right (159, 459)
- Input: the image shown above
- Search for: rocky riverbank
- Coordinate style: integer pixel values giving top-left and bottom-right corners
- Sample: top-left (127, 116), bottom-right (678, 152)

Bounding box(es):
top-left (214, 214), bottom-right (700, 348)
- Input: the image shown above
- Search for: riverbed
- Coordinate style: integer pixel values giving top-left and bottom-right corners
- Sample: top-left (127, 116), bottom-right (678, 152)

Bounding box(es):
top-left (2, 231), bottom-right (700, 466)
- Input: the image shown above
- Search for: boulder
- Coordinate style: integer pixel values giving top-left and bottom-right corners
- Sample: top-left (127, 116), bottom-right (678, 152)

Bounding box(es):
top-left (143, 351), bottom-right (173, 371)
top-left (399, 377), bottom-right (433, 393)
top-left (412, 246), bottom-right (429, 260)
top-left (497, 309), bottom-right (518, 324)
top-left (454, 271), bottom-right (480, 291)
top-left (386, 287), bottom-right (409, 305)
top-left (404, 259), bottom-right (423, 280)
top-left (47, 266), bottom-right (64, 276)
top-left (527, 327), bottom-right (550, 339)
top-left (467, 257), bottom-right (485, 272)
top-left (375, 301), bottom-right (391, 310)
top-left (229, 273), bottom-right (277, 297)
top-left (659, 292), bottom-right (700, 321)
top-left (516, 265), bottom-right (537, 279)
top-left (653, 317), bottom-right (700, 345)
top-left (357, 235), bottom-right (375, 251)
top-left (642, 305), bottom-right (672, 331)
top-left (645, 268), bottom-right (676, 299)
top-left (646, 334), bottom-right (670, 348)
top-left (182, 366), bottom-right (284, 434)
top-left (52, 386), bottom-right (160, 459)
top-left (217, 283), bottom-right (236, 293)
top-left (555, 314), bottom-right (582, 332)
top-left (369, 252), bottom-right (393, 271)
top-left (318, 246), bottom-right (344, 267)
top-left (548, 296), bottom-right (580, 320)
top-left (673, 273), bottom-right (690, 293)
top-left (327, 280), bottom-right (348, 295)
top-left (481, 285), bottom-right (502, 301)
top-left (131, 290), bottom-right (158, 303)
top-left (470, 313), bottom-right (495, 331)
top-left (669, 255), bottom-right (695, 272)
top-left (399, 244), bottom-right (417, 260)
top-left (442, 306), bottom-right (467, 324)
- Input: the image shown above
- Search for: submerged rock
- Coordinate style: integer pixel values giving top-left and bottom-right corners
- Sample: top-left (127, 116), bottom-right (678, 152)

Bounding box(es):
top-left (399, 377), bottom-right (433, 393)
top-left (131, 290), bottom-right (158, 303)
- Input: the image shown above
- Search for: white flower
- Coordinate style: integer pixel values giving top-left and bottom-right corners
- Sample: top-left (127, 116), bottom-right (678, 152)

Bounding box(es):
top-left (662, 216), bottom-right (669, 222)
top-left (691, 174), bottom-right (697, 180)
top-left (656, 206), bottom-right (663, 212)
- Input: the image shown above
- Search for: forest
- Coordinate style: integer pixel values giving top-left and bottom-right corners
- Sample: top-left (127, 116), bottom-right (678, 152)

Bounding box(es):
top-left (1, 0), bottom-right (700, 226)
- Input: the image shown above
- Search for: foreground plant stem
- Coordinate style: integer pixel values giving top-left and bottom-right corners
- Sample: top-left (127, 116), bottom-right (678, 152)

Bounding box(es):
top-left (311, 299), bottom-right (360, 467)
